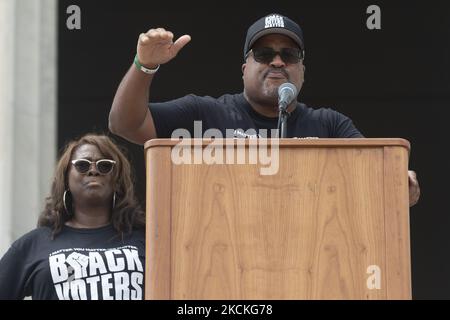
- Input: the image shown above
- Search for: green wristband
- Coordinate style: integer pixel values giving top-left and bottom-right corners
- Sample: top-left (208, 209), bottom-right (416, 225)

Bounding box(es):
top-left (134, 54), bottom-right (160, 74)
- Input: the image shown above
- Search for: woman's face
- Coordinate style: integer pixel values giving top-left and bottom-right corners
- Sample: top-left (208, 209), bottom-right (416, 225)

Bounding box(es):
top-left (68, 144), bottom-right (115, 209)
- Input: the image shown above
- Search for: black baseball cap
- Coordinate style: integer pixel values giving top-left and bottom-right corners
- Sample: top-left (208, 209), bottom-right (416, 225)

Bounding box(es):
top-left (244, 13), bottom-right (305, 59)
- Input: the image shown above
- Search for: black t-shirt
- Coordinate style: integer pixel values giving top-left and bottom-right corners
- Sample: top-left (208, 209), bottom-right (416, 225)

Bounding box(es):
top-left (149, 93), bottom-right (363, 138)
top-left (0, 224), bottom-right (145, 300)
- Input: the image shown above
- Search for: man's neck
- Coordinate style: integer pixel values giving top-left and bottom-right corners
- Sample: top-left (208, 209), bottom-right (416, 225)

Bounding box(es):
top-left (243, 92), bottom-right (296, 118)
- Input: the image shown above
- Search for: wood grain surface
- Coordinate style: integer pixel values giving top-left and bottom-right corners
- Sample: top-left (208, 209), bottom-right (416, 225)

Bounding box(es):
top-left (145, 139), bottom-right (411, 299)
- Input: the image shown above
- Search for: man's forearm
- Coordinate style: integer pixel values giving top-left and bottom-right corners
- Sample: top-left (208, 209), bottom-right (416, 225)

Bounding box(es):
top-left (109, 28), bottom-right (191, 144)
top-left (109, 64), bottom-right (154, 137)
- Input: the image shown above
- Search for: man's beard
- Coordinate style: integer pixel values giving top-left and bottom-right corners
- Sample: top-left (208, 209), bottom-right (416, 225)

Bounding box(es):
top-left (261, 81), bottom-right (280, 106)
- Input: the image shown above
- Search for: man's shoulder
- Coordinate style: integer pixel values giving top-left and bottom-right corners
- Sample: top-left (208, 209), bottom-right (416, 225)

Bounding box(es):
top-left (299, 103), bottom-right (352, 121)
top-left (298, 103), bottom-right (363, 138)
top-left (192, 93), bottom-right (243, 105)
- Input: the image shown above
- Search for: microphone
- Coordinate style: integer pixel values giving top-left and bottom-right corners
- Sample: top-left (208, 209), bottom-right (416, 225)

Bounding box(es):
top-left (278, 82), bottom-right (298, 111)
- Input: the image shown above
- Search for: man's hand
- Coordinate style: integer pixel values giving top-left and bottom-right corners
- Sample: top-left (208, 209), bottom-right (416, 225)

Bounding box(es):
top-left (408, 170), bottom-right (420, 207)
top-left (137, 28), bottom-right (191, 69)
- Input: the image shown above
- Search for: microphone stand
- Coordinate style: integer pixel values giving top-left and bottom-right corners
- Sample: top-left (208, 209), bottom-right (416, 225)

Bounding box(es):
top-left (277, 102), bottom-right (289, 138)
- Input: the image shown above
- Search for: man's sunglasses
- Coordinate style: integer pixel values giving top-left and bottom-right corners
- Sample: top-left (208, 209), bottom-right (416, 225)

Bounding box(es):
top-left (71, 159), bottom-right (116, 174)
top-left (246, 47), bottom-right (304, 64)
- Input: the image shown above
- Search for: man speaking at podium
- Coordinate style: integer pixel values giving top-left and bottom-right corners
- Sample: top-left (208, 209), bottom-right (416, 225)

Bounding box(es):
top-left (108, 13), bottom-right (420, 206)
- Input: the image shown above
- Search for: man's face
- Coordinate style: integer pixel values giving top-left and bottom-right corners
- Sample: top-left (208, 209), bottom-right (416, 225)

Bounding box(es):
top-left (242, 34), bottom-right (305, 107)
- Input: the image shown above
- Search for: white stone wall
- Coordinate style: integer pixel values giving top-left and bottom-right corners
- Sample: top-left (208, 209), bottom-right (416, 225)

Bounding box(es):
top-left (0, 0), bottom-right (57, 255)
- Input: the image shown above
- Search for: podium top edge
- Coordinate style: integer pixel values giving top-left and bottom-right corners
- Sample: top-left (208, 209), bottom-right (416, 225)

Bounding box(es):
top-left (143, 138), bottom-right (411, 150)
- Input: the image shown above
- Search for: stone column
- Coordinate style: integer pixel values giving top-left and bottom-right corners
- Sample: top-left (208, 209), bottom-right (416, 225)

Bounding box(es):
top-left (0, 0), bottom-right (57, 254)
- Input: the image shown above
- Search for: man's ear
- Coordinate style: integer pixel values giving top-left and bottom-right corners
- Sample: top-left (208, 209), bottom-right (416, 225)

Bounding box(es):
top-left (242, 63), bottom-right (246, 74)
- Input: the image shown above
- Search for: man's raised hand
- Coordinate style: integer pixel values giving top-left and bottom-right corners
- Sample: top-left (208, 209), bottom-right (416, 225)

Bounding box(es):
top-left (137, 28), bottom-right (191, 69)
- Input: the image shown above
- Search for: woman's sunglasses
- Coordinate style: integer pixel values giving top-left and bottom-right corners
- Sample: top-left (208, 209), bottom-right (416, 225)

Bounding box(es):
top-left (246, 47), bottom-right (304, 65)
top-left (71, 159), bottom-right (116, 175)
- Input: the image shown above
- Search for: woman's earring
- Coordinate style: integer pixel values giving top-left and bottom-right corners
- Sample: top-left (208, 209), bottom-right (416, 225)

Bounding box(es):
top-left (112, 192), bottom-right (116, 209)
top-left (63, 190), bottom-right (70, 215)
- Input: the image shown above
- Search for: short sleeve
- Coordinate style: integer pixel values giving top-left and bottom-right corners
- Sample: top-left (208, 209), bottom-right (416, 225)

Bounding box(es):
top-left (324, 109), bottom-right (364, 138)
top-left (0, 245), bottom-right (27, 299)
top-left (149, 95), bottom-right (203, 138)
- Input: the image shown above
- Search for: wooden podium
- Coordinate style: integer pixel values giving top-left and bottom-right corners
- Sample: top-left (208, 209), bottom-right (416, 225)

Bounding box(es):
top-left (144, 139), bottom-right (411, 300)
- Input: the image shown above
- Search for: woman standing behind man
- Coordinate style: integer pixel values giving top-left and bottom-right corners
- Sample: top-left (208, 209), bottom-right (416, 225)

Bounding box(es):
top-left (0, 134), bottom-right (146, 300)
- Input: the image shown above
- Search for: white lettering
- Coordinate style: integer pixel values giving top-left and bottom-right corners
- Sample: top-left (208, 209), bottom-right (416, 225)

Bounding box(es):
top-left (367, 265), bottom-right (382, 289)
top-left (114, 272), bottom-right (130, 300)
top-left (54, 282), bottom-right (70, 300)
top-left (66, 252), bottom-right (89, 279)
top-left (66, 5), bottom-right (81, 30)
top-left (49, 254), bottom-right (68, 283)
top-left (130, 272), bottom-right (143, 300)
top-left (170, 123), bottom-right (280, 175)
top-left (105, 249), bottom-right (125, 272)
top-left (265, 15), bottom-right (285, 28)
top-left (70, 279), bottom-right (87, 300)
top-left (89, 252), bottom-right (107, 275)
top-left (122, 249), bottom-right (144, 272)
top-left (86, 276), bottom-right (100, 300)
top-left (366, 5), bottom-right (381, 30)
top-left (101, 274), bottom-right (114, 300)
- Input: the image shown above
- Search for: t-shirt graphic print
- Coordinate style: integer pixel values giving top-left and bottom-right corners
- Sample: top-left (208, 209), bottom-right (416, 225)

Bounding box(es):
top-left (49, 245), bottom-right (144, 300)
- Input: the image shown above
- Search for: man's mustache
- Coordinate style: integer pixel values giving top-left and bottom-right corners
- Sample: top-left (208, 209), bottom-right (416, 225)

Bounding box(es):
top-left (264, 68), bottom-right (289, 80)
